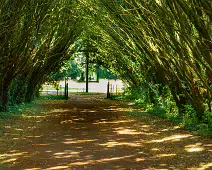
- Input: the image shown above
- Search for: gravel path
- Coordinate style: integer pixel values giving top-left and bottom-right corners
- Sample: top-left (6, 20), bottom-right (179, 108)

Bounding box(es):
top-left (0, 94), bottom-right (211, 170)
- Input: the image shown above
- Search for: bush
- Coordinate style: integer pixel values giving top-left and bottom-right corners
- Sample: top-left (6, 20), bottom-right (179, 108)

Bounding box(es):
top-left (122, 87), bottom-right (141, 100)
top-left (182, 106), bottom-right (212, 137)
top-left (0, 102), bottom-right (37, 119)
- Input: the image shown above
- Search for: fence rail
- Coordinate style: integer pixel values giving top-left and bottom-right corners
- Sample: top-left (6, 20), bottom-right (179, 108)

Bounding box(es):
top-left (107, 82), bottom-right (126, 98)
top-left (40, 81), bottom-right (126, 97)
top-left (40, 88), bottom-right (86, 95)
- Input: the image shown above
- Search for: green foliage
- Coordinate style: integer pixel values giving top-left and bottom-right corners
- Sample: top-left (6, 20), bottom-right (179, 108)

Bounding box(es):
top-left (0, 0), bottom-right (83, 110)
top-left (196, 112), bottom-right (212, 137)
top-left (122, 87), bottom-right (141, 100)
top-left (145, 104), bottom-right (166, 117)
top-left (98, 67), bottom-right (118, 80)
top-left (182, 105), bottom-right (199, 130)
top-left (0, 0), bottom-right (211, 136)
top-left (119, 87), bottom-right (212, 137)
top-left (68, 60), bottom-right (81, 80)
top-left (195, 123), bottom-right (212, 137)
top-left (203, 112), bottom-right (212, 125)
top-left (47, 60), bottom-right (80, 83)
top-left (89, 0), bottom-right (211, 121)
top-left (0, 102), bottom-right (38, 119)
top-left (134, 98), bottom-right (146, 108)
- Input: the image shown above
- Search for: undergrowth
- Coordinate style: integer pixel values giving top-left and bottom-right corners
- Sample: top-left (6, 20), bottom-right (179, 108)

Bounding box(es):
top-left (0, 95), bottom-right (67, 119)
top-left (111, 88), bottom-right (212, 138)
top-left (0, 102), bottom-right (39, 136)
top-left (0, 102), bottom-right (38, 119)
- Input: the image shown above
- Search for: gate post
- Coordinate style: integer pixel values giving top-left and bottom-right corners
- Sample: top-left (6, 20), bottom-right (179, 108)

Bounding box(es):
top-left (64, 78), bottom-right (68, 100)
top-left (107, 82), bottom-right (110, 98)
top-left (66, 83), bottom-right (68, 100)
top-left (86, 53), bottom-right (89, 93)
top-left (64, 78), bottom-right (67, 97)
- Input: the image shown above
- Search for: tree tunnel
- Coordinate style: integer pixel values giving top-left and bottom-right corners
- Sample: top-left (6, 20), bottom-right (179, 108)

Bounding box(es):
top-left (0, 0), bottom-right (211, 121)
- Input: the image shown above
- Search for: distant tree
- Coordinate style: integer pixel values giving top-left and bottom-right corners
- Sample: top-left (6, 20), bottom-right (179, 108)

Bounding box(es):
top-left (99, 67), bottom-right (117, 80)
top-left (68, 60), bottom-right (82, 80)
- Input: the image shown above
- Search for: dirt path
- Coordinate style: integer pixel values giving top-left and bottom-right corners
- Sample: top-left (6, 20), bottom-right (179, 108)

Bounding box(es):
top-left (0, 94), bottom-right (211, 170)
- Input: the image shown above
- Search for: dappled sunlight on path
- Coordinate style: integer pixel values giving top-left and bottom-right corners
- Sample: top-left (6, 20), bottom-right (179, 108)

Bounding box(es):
top-left (0, 94), bottom-right (211, 169)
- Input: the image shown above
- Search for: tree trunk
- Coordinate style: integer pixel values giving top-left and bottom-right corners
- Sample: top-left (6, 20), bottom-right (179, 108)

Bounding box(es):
top-left (190, 90), bottom-right (205, 121)
top-left (169, 81), bottom-right (187, 118)
top-left (25, 83), bottom-right (36, 103)
top-left (0, 83), bottom-right (9, 112)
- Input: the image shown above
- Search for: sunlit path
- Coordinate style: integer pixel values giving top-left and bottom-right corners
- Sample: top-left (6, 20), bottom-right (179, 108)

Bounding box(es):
top-left (0, 94), bottom-right (211, 170)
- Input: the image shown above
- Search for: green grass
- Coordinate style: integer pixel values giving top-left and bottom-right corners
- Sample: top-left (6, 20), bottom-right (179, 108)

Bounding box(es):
top-left (0, 95), bottom-right (67, 119)
top-left (105, 94), bottom-right (131, 101)
top-left (0, 102), bottom-right (38, 119)
top-left (110, 94), bottom-right (212, 138)
top-left (0, 102), bottom-right (44, 138)
top-left (0, 95), bottom-right (69, 136)
top-left (37, 95), bottom-right (68, 100)
top-left (42, 87), bottom-right (56, 91)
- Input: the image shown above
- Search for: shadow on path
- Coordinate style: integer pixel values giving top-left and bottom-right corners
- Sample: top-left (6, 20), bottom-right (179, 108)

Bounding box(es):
top-left (0, 94), bottom-right (212, 170)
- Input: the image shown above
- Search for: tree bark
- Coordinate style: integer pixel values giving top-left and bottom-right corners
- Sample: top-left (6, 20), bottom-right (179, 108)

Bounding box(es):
top-left (0, 83), bottom-right (10, 112)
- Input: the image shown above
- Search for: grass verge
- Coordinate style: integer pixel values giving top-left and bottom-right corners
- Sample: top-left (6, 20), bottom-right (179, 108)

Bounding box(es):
top-left (110, 94), bottom-right (212, 138)
top-left (37, 95), bottom-right (68, 100)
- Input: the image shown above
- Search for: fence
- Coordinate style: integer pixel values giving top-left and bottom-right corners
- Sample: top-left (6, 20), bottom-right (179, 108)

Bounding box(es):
top-left (107, 82), bottom-right (126, 98)
top-left (40, 87), bottom-right (86, 96)
top-left (40, 80), bottom-right (126, 98)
